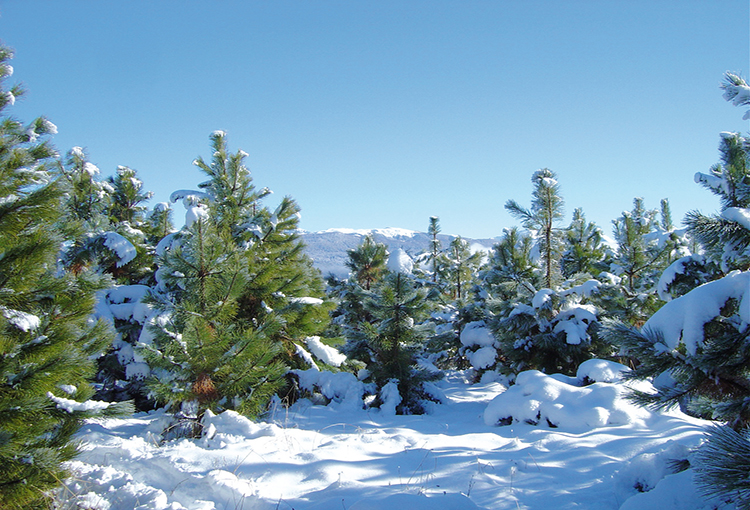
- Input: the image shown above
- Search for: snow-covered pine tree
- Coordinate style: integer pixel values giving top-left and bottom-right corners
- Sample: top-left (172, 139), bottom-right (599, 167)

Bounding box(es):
top-left (480, 227), bottom-right (538, 302)
top-left (607, 197), bottom-right (687, 325)
top-left (329, 235), bottom-right (388, 364)
top-left (359, 268), bottom-right (440, 414)
top-left (58, 160), bottom-right (161, 408)
top-left (687, 130), bottom-right (750, 272)
top-left (440, 236), bottom-right (483, 301)
top-left (142, 213), bottom-right (286, 427)
top-left (141, 132), bottom-right (327, 428)
top-left (0, 45), bottom-right (130, 509)
top-left (602, 74), bottom-right (750, 509)
top-left (428, 216), bottom-right (442, 284)
top-left (489, 282), bottom-right (610, 376)
top-left (505, 168), bottom-right (565, 289)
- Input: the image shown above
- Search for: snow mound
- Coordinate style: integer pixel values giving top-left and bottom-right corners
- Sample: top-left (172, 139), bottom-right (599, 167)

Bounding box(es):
top-left (460, 321), bottom-right (496, 348)
top-left (484, 369), bottom-right (650, 429)
top-left (293, 368), bottom-right (365, 408)
top-left (577, 359), bottom-right (631, 384)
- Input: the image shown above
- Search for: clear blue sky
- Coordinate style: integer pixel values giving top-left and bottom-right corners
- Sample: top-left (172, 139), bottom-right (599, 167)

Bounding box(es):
top-left (1, 1), bottom-right (748, 239)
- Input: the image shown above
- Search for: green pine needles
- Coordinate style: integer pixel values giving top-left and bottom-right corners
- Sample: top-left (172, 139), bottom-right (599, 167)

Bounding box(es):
top-left (0, 44), bottom-right (131, 509)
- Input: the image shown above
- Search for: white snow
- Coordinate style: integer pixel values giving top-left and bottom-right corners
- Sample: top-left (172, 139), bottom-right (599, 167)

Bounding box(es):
top-left (722, 206), bottom-right (750, 230)
top-left (576, 359), bottom-right (631, 383)
top-left (103, 285), bottom-right (152, 324)
top-left (465, 346), bottom-right (497, 369)
top-left (47, 392), bottom-right (111, 413)
top-left (553, 304), bottom-right (597, 345)
top-left (1, 307), bottom-right (40, 332)
top-left (60, 368), bottom-right (714, 510)
top-left (305, 336), bottom-right (347, 367)
top-left (483, 369), bottom-right (651, 429)
top-left (83, 162), bottom-right (100, 176)
top-left (184, 203), bottom-right (209, 228)
top-left (459, 321), bottom-right (496, 348)
top-left (386, 248), bottom-right (413, 274)
top-left (102, 232), bottom-right (137, 267)
top-left (378, 379), bottom-right (402, 415)
top-left (532, 288), bottom-right (555, 309)
top-left (293, 368), bottom-right (365, 406)
top-left (644, 270), bottom-right (750, 355)
top-left (290, 296), bottom-right (324, 305)
top-left (656, 255), bottom-right (695, 301)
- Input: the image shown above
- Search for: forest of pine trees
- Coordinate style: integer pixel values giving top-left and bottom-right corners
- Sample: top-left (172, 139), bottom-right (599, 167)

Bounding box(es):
top-left (3, 40), bottom-right (750, 508)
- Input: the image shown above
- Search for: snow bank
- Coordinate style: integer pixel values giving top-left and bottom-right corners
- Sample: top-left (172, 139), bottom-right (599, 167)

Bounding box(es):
top-left (483, 369), bottom-right (650, 429)
top-left (576, 359), bottom-right (631, 384)
top-left (293, 368), bottom-right (365, 408)
top-left (63, 368), bottom-right (712, 510)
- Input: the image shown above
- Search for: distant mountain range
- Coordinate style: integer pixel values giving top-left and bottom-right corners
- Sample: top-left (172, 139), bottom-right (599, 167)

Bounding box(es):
top-left (300, 228), bottom-right (500, 278)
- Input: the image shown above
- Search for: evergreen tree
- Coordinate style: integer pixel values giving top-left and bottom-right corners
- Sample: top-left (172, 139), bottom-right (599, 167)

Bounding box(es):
top-left (142, 215), bottom-right (286, 425)
top-left (358, 270), bottom-right (440, 414)
top-left (687, 130), bottom-right (750, 272)
top-left (607, 197), bottom-right (684, 325)
top-left (480, 227), bottom-right (538, 302)
top-left (0, 45), bottom-right (129, 509)
top-left (345, 234), bottom-right (388, 290)
top-left (106, 165), bottom-right (153, 226)
top-left (141, 132), bottom-right (327, 427)
top-left (489, 284), bottom-right (610, 375)
top-left (505, 168), bottom-right (565, 289)
top-left (602, 73), bottom-right (750, 509)
top-left (428, 216), bottom-right (442, 284)
top-left (561, 208), bottom-right (606, 278)
top-left (440, 236), bottom-right (482, 300)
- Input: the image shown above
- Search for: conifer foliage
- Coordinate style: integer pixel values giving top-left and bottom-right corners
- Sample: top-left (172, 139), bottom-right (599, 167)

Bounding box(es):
top-left (0, 45), bottom-right (129, 509)
top-left (141, 132), bottom-right (323, 428)
top-left (505, 168), bottom-right (565, 289)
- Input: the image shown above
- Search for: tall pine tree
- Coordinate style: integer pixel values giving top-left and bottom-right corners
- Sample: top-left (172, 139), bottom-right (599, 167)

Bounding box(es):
top-left (0, 45), bottom-right (129, 509)
top-left (505, 168), bottom-right (565, 289)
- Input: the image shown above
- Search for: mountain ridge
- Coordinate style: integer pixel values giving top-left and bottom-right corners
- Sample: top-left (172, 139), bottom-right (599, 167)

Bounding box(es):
top-left (300, 227), bottom-right (500, 278)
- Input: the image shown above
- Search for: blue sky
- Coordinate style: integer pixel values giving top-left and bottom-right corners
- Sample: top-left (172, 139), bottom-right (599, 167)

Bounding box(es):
top-left (1, 1), bottom-right (748, 239)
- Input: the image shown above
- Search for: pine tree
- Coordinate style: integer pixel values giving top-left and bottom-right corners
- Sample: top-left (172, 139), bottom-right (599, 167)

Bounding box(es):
top-left (0, 45), bottom-right (130, 509)
top-left (602, 74), bottom-right (750, 509)
top-left (359, 270), bottom-right (440, 414)
top-left (142, 215), bottom-right (286, 425)
top-left (440, 236), bottom-right (482, 300)
top-left (489, 284), bottom-right (610, 375)
top-left (561, 208), bottom-right (606, 278)
top-left (141, 132), bottom-right (327, 428)
top-left (687, 130), bottom-right (750, 272)
top-left (345, 234), bottom-right (388, 291)
top-left (505, 168), bottom-right (565, 289)
top-left (428, 216), bottom-right (442, 284)
top-left (480, 227), bottom-right (538, 301)
top-left (607, 197), bottom-right (681, 325)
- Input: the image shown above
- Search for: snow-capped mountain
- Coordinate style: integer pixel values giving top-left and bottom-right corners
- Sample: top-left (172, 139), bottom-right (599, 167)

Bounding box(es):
top-left (301, 227), bottom-right (499, 278)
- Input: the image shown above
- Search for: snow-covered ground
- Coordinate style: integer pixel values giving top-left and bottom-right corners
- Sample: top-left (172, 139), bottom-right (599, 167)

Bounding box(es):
top-left (60, 363), bottom-right (721, 510)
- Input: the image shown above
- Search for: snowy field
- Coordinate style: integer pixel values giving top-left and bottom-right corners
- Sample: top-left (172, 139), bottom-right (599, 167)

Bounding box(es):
top-left (60, 361), bottom-right (722, 510)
